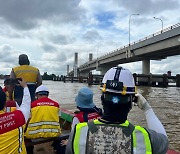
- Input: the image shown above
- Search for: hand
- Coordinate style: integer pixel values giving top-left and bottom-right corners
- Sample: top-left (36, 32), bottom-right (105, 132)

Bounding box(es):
top-left (18, 78), bottom-right (27, 88)
top-left (135, 93), bottom-right (151, 111)
top-left (60, 139), bottom-right (68, 146)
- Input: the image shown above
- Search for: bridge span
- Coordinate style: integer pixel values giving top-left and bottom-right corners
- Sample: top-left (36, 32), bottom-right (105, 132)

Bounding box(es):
top-left (70, 23), bottom-right (180, 77)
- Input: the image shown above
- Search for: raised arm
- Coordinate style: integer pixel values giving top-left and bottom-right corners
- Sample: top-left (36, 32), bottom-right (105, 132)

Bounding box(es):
top-left (17, 79), bottom-right (31, 123)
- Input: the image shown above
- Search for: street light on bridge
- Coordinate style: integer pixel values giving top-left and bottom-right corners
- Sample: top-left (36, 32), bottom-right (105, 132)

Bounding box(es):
top-left (153, 16), bottom-right (163, 31)
top-left (129, 13), bottom-right (140, 46)
top-left (128, 13), bottom-right (140, 57)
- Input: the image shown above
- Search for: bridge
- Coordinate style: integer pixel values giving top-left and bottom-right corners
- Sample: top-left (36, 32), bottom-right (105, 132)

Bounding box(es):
top-left (69, 23), bottom-right (180, 77)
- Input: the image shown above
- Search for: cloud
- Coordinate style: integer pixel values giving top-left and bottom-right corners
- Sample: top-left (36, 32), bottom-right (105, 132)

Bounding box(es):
top-left (40, 43), bottom-right (57, 52)
top-left (0, 0), bottom-right (85, 30)
top-left (83, 30), bottom-right (102, 42)
top-left (114, 0), bottom-right (180, 15)
top-left (0, 0), bottom-right (179, 76)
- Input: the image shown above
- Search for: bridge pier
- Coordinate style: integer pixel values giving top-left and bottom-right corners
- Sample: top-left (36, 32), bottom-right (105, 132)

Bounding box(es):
top-left (142, 59), bottom-right (150, 74)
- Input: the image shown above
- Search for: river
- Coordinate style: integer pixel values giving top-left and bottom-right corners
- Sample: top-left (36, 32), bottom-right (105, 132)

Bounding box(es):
top-left (0, 80), bottom-right (180, 151)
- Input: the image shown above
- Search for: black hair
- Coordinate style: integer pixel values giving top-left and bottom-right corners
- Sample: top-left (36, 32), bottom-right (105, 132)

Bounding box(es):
top-left (4, 78), bottom-right (15, 85)
top-left (19, 54), bottom-right (30, 65)
top-left (0, 90), bottom-right (6, 110)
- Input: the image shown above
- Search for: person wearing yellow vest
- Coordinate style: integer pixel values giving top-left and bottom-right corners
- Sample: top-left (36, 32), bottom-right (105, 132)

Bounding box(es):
top-left (25, 85), bottom-right (61, 153)
top-left (10, 54), bottom-right (42, 105)
top-left (0, 79), bottom-right (31, 154)
top-left (66, 66), bottom-right (169, 154)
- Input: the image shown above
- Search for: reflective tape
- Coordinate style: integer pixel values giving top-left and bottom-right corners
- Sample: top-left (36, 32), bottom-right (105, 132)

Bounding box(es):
top-left (29, 128), bottom-right (60, 134)
top-left (29, 121), bottom-right (59, 127)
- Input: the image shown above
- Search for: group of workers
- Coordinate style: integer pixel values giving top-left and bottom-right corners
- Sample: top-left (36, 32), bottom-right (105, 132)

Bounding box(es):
top-left (0, 54), bottom-right (169, 154)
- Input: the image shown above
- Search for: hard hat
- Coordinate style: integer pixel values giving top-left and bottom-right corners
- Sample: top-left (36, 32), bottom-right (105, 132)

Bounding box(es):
top-left (35, 85), bottom-right (49, 95)
top-left (101, 67), bottom-right (136, 95)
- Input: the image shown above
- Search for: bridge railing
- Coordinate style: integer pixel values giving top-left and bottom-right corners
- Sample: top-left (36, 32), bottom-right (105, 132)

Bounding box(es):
top-left (78, 23), bottom-right (180, 69)
top-left (98, 23), bottom-right (180, 58)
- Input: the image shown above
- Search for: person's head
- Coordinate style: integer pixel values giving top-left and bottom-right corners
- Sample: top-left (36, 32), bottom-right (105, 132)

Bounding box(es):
top-left (4, 78), bottom-right (15, 92)
top-left (0, 87), bottom-right (6, 110)
top-left (35, 85), bottom-right (49, 99)
top-left (4, 78), bottom-right (15, 86)
top-left (18, 54), bottom-right (30, 65)
top-left (101, 66), bottom-right (137, 122)
top-left (75, 87), bottom-right (95, 109)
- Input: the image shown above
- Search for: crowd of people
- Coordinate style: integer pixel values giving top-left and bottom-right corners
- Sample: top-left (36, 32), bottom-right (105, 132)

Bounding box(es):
top-left (0, 54), bottom-right (169, 154)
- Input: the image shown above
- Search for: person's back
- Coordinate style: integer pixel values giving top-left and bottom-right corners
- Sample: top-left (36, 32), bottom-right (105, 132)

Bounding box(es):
top-left (0, 79), bottom-right (31, 154)
top-left (66, 67), bottom-right (169, 154)
top-left (25, 85), bottom-right (61, 139)
top-left (10, 54), bottom-right (42, 105)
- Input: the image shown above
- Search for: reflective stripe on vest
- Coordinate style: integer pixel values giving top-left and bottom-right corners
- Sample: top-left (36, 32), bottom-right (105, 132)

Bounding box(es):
top-left (74, 123), bottom-right (88, 154)
top-left (18, 127), bottom-right (23, 153)
top-left (133, 126), bottom-right (152, 154)
top-left (29, 121), bottom-right (60, 127)
top-left (73, 120), bottom-right (152, 154)
top-left (28, 128), bottom-right (60, 135)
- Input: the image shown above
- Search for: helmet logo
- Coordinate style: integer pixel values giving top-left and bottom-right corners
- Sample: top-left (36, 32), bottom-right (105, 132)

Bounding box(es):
top-left (112, 96), bottom-right (120, 104)
top-left (110, 81), bottom-right (118, 88)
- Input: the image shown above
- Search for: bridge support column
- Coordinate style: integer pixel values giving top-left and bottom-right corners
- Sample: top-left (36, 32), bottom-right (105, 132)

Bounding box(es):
top-left (142, 59), bottom-right (150, 74)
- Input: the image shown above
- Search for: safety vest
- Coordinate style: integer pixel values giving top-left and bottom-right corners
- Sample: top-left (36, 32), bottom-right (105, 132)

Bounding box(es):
top-left (71, 119), bottom-right (152, 154)
top-left (25, 97), bottom-right (61, 139)
top-left (13, 65), bottom-right (39, 83)
top-left (74, 111), bottom-right (101, 123)
top-left (5, 100), bottom-right (16, 112)
top-left (0, 110), bottom-right (26, 154)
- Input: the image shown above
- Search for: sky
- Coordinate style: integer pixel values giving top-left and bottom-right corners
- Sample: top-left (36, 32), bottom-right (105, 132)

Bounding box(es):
top-left (0, 0), bottom-right (179, 76)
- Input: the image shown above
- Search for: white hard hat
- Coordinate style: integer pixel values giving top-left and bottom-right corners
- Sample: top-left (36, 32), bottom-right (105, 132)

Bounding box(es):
top-left (35, 85), bottom-right (49, 95)
top-left (101, 67), bottom-right (136, 94)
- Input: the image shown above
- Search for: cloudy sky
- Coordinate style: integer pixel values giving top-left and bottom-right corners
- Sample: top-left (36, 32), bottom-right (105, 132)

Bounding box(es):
top-left (0, 0), bottom-right (179, 76)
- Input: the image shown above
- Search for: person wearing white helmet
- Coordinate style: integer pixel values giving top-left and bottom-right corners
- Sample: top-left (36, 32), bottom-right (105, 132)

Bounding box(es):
top-left (25, 85), bottom-right (61, 154)
top-left (66, 66), bottom-right (168, 154)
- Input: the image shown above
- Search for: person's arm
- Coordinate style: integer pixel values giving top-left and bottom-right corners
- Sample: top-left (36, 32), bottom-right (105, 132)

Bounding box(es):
top-left (136, 93), bottom-right (169, 153)
top-left (36, 70), bottom-right (42, 86)
top-left (17, 79), bottom-right (31, 123)
top-left (136, 93), bottom-right (167, 136)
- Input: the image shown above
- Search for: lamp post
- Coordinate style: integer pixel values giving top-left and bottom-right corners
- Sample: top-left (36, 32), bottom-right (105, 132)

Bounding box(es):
top-left (129, 14), bottom-right (140, 46)
top-left (153, 16), bottom-right (163, 31)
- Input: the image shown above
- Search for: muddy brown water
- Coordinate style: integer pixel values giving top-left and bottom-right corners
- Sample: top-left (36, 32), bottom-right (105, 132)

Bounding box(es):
top-left (0, 80), bottom-right (180, 153)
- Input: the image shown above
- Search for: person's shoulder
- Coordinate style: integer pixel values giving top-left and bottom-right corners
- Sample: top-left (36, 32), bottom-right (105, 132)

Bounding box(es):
top-left (28, 65), bottom-right (39, 70)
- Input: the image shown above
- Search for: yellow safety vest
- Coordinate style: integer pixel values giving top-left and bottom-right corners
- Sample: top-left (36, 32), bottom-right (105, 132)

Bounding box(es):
top-left (25, 97), bottom-right (61, 139)
top-left (72, 119), bottom-right (152, 154)
top-left (13, 65), bottom-right (39, 83)
top-left (0, 110), bottom-right (26, 154)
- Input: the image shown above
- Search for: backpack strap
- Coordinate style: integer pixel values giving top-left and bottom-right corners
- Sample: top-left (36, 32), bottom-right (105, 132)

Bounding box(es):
top-left (88, 120), bottom-right (135, 137)
top-left (122, 122), bottom-right (135, 137)
top-left (87, 121), bottom-right (98, 134)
